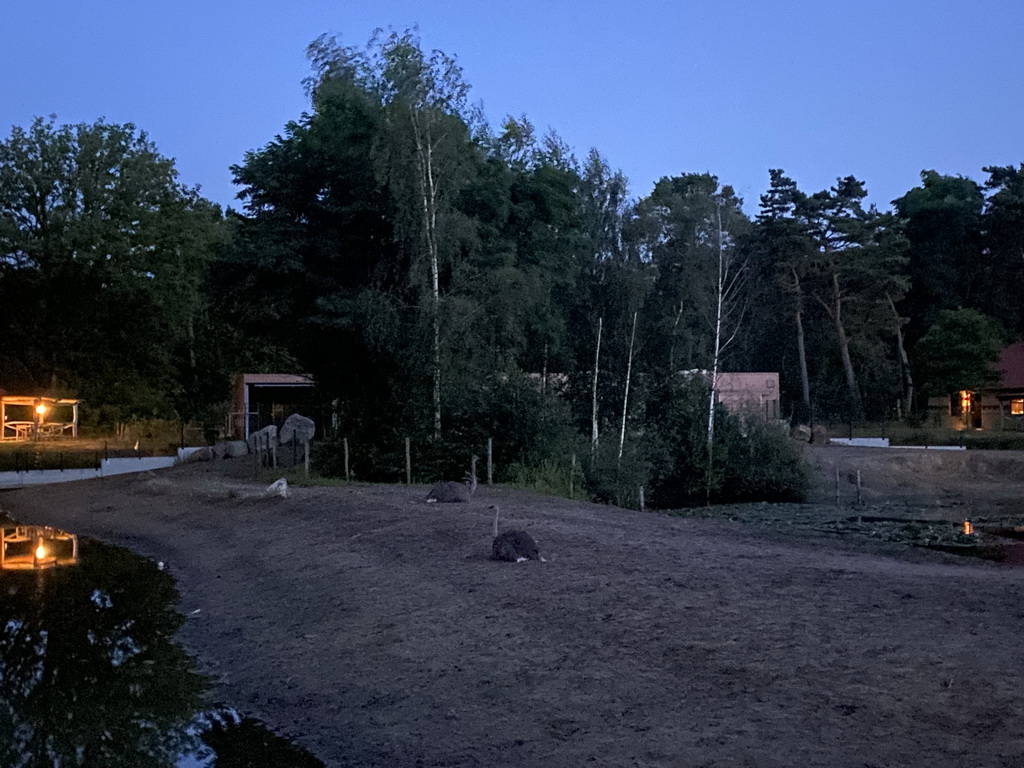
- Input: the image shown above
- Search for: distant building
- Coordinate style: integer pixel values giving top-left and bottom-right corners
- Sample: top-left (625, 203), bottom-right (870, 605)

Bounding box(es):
top-left (680, 370), bottom-right (781, 420)
top-left (714, 372), bottom-right (781, 420)
top-left (928, 341), bottom-right (1024, 430)
top-left (228, 373), bottom-right (316, 440)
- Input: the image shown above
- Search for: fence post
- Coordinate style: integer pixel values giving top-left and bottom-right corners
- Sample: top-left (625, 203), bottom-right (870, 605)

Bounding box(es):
top-left (639, 486), bottom-right (645, 513)
top-left (405, 437), bottom-right (412, 485)
top-left (487, 437), bottom-right (493, 485)
top-left (569, 453), bottom-right (576, 498)
top-left (344, 437), bottom-right (350, 481)
top-left (304, 442), bottom-right (310, 481)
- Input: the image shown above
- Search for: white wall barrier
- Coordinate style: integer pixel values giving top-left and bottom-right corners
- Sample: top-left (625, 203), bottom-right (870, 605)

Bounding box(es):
top-left (0, 455), bottom-right (179, 489)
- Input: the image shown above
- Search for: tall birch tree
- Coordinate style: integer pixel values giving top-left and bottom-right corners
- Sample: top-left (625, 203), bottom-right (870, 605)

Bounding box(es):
top-left (308, 30), bottom-right (475, 439)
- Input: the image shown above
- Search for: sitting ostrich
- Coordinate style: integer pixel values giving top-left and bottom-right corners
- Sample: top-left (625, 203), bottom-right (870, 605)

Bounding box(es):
top-left (490, 505), bottom-right (543, 562)
top-left (426, 455), bottom-right (478, 503)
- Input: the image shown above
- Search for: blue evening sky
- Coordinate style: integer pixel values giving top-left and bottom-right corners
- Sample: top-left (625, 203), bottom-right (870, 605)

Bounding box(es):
top-left (2, 0), bottom-right (1021, 213)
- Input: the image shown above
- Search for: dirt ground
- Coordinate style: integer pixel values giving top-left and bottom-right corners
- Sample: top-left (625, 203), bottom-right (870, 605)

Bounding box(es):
top-left (5, 444), bottom-right (1024, 767)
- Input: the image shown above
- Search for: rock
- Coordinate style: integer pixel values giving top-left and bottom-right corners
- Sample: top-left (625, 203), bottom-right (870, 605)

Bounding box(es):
top-left (279, 413), bottom-right (315, 445)
top-left (247, 424), bottom-right (278, 452)
top-left (223, 440), bottom-right (249, 458)
top-left (179, 446), bottom-right (213, 463)
top-left (792, 424), bottom-right (812, 442)
top-left (266, 478), bottom-right (289, 498)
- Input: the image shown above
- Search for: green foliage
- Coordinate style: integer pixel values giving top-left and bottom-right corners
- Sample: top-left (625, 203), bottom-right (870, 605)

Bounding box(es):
top-left (893, 171), bottom-right (985, 344)
top-left (0, 117), bottom-right (225, 422)
top-left (582, 441), bottom-right (651, 508)
top-left (506, 457), bottom-right (585, 501)
top-left (723, 420), bottom-right (808, 503)
top-left (981, 164), bottom-right (1024, 336)
top-left (914, 308), bottom-right (1006, 396)
top-left (645, 377), bottom-right (807, 507)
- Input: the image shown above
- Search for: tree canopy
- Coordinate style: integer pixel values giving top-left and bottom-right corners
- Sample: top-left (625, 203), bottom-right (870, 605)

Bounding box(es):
top-left (2, 28), bottom-right (1023, 504)
top-left (0, 117), bottom-right (225, 422)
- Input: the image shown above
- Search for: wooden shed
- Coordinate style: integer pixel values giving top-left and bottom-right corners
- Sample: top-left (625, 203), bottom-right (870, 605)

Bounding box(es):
top-left (1, 396), bottom-right (80, 441)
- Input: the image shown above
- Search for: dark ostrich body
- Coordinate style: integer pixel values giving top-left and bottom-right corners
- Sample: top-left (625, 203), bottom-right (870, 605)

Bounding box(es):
top-left (426, 456), bottom-right (478, 503)
top-left (489, 505), bottom-right (541, 562)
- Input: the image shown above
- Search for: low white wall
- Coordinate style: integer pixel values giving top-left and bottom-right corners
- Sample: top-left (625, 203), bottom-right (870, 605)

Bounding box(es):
top-left (830, 437), bottom-right (891, 448)
top-left (828, 437), bottom-right (967, 451)
top-left (0, 456), bottom-right (177, 489)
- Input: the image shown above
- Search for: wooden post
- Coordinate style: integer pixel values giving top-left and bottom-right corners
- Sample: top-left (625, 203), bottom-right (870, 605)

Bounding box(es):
top-left (835, 467), bottom-right (840, 509)
top-left (569, 453), bottom-right (576, 498)
top-left (856, 469), bottom-right (862, 507)
top-left (344, 437), bottom-right (350, 481)
top-left (304, 442), bottom-right (310, 481)
top-left (271, 438), bottom-right (277, 469)
top-left (487, 437), bottom-right (493, 485)
top-left (639, 486), bottom-right (645, 513)
top-left (405, 437), bottom-right (412, 485)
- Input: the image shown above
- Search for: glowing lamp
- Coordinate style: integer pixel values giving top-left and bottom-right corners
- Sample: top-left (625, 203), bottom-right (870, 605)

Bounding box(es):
top-left (1, 526), bottom-right (78, 570)
top-left (35, 403), bottom-right (46, 416)
top-left (963, 520), bottom-right (974, 536)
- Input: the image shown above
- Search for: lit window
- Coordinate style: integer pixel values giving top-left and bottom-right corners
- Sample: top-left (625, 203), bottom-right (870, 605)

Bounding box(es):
top-left (959, 390), bottom-right (972, 414)
top-left (1011, 399), bottom-right (1024, 416)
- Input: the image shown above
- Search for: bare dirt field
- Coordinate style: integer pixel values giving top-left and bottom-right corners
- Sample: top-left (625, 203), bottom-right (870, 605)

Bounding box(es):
top-left (5, 444), bottom-right (1024, 767)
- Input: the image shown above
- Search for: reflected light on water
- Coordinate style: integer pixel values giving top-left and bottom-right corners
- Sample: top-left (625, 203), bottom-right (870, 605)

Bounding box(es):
top-left (1, 525), bottom-right (78, 570)
top-left (0, 534), bottom-right (324, 767)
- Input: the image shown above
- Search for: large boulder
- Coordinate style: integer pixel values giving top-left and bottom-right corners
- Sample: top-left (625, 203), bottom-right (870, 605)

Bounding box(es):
top-left (279, 413), bottom-right (315, 445)
top-left (247, 424), bottom-right (278, 452)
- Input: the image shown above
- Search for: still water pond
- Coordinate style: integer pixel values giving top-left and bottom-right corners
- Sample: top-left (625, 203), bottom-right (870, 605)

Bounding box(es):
top-left (0, 534), bottom-right (323, 767)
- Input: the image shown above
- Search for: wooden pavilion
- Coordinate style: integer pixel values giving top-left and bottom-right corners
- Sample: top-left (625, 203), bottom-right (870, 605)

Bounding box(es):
top-left (1, 396), bottom-right (80, 441)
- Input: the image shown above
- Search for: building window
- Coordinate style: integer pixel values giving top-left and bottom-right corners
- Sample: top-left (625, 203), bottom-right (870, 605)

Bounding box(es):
top-left (1011, 399), bottom-right (1024, 416)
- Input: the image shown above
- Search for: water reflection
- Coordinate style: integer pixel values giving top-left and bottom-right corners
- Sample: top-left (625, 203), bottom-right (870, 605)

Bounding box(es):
top-left (1, 525), bottom-right (79, 570)
top-left (0, 537), bottom-right (323, 767)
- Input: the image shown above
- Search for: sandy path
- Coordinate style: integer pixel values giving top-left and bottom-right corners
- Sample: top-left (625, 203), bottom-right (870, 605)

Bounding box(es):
top-left (5, 459), bottom-right (1024, 767)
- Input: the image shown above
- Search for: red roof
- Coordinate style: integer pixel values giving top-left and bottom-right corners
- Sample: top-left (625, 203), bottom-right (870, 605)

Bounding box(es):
top-left (995, 341), bottom-right (1024, 390)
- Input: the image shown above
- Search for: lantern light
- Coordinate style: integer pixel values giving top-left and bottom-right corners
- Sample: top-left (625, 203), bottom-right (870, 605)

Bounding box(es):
top-left (35, 403), bottom-right (46, 416)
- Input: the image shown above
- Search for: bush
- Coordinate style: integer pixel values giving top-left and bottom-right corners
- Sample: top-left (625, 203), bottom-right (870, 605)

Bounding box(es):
top-left (582, 442), bottom-right (651, 508)
top-left (723, 420), bottom-right (808, 503)
top-left (645, 377), bottom-right (808, 508)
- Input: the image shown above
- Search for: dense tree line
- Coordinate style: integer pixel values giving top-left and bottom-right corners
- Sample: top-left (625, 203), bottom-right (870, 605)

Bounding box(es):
top-left (2, 30), bottom-right (1022, 503)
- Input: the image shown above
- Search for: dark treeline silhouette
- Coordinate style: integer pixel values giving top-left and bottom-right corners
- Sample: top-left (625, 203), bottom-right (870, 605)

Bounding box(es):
top-left (2, 29), bottom-right (1021, 505)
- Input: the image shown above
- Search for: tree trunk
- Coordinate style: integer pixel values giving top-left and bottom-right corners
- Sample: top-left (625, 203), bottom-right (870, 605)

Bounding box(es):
top-left (792, 268), bottom-right (811, 414)
top-left (618, 311), bottom-right (638, 461)
top-left (832, 274), bottom-right (864, 421)
top-left (887, 293), bottom-right (914, 417)
top-left (591, 316), bottom-right (602, 458)
top-left (411, 107), bottom-right (443, 439)
top-left (669, 301), bottom-right (684, 374)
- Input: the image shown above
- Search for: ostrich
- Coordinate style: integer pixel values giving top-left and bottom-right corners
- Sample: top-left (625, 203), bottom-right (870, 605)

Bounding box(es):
top-left (426, 455), bottom-right (478, 503)
top-left (490, 505), bottom-right (543, 562)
